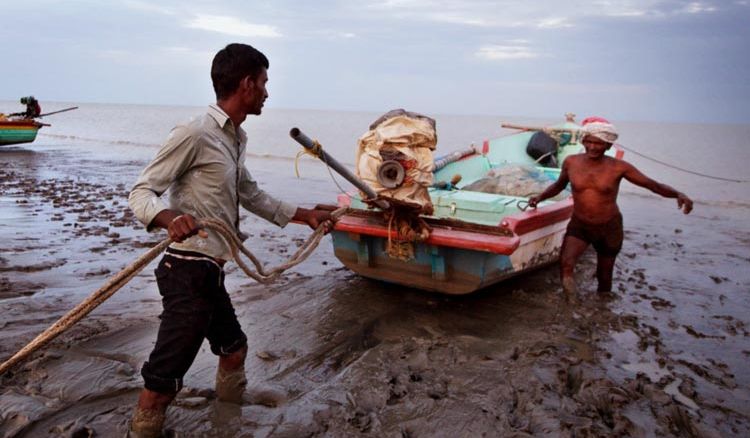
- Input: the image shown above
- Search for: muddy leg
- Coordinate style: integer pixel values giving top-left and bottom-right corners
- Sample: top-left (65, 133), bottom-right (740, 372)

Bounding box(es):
top-left (595, 254), bottom-right (617, 294)
top-left (560, 235), bottom-right (588, 302)
top-left (216, 345), bottom-right (248, 404)
top-left (129, 389), bottom-right (176, 438)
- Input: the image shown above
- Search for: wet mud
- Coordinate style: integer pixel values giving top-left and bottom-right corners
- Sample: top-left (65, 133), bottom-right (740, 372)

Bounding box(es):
top-left (1, 144), bottom-right (749, 437)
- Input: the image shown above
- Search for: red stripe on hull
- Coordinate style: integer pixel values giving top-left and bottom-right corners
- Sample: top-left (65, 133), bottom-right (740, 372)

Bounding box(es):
top-left (501, 198), bottom-right (574, 236)
top-left (333, 214), bottom-right (520, 255)
top-left (0, 120), bottom-right (43, 128)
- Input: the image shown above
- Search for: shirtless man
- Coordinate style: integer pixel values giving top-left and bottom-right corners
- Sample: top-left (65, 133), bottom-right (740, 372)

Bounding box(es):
top-left (528, 121), bottom-right (693, 299)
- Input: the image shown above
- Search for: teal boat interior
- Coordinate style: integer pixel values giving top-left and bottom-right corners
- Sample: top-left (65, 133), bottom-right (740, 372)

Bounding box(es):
top-left (347, 121), bottom-right (604, 227)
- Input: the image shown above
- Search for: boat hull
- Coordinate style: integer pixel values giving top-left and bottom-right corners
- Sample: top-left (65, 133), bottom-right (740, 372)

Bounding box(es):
top-left (332, 234), bottom-right (562, 295)
top-left (0, 120), bottom-right (41, 146)
top-left (331, 200), bottom-right (572, 295)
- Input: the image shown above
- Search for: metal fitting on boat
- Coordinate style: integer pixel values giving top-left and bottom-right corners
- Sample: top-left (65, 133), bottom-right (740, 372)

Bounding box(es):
top-left (376, 160), bottom-right (405, 188)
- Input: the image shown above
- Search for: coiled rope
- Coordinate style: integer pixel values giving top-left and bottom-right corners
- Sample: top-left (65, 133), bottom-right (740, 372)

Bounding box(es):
top-left (618, 144), bottom-right (750, 183)
top-left (0, 211), bottom-right (345, 376)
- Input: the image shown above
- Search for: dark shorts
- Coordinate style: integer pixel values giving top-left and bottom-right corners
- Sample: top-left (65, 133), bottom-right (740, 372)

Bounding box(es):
top-left (141, 247), bottom-right (247, 394)
top-left (565, 213), bottom-right (624, 257)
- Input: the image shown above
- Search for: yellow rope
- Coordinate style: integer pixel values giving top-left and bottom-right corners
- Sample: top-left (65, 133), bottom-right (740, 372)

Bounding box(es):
top-left (294, 139), bottom-right (352, 197)
top-left (0, 210), bottom-right (347, 376)
top-left (294, 139), bottom-right (324, 178)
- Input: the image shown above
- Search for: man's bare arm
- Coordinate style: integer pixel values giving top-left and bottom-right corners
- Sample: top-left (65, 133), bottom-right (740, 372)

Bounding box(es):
top-left (622, 162), bottom-right (693, 214)
top-left (528, 162), bottom-right (570, 208)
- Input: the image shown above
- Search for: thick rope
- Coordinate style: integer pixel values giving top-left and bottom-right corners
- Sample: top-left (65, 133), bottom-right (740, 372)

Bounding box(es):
top-left (0, 210), bottom-right (346, 376)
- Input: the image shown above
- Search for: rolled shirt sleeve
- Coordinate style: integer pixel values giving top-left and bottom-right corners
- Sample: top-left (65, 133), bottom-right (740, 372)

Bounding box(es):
top-left (238, 166), bottom-right (297, 227)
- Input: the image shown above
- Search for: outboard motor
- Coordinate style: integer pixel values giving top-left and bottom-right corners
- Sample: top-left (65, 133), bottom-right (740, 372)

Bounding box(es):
top-left (356, 109), bottom-right (437, 259)
top-left (356, 109), bottom-right (436, 213)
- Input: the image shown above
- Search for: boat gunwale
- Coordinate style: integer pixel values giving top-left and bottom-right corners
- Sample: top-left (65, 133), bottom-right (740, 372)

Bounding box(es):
top-left (0, 119), bottom-right (44, 128)
top-left (333, 212), bottom-right (521, 255)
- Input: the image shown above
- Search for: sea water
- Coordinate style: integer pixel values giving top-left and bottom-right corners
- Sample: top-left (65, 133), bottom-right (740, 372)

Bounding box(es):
top-left (5, 100), bottom-right (748, 207)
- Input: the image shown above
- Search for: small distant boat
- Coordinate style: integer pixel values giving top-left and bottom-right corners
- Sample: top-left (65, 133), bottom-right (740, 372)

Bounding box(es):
top-left (0, 118), bottom-right (46, 146)
top-left (0, 99), bottom-right (77, 147)
top-left (329, 115), bottom-right (624, 294)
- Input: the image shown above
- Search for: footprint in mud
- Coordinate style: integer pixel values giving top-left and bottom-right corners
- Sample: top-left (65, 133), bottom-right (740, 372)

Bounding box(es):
top-left (665, 404), bottom-right (708, 438)
top-left (564, 364), bottom-right (584, 396)
top-left (386, 376), bottom-right (408, 405)
top-left (245, 384), bottom-right (287, 407)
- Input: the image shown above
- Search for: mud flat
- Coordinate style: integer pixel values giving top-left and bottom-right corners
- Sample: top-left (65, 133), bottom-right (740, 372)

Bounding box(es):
top-left (1, 144), bottom-right (749, 437)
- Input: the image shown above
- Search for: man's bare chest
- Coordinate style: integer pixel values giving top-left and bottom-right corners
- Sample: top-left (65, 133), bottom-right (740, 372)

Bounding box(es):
top-left (569, 167), bottom-right (621, 195)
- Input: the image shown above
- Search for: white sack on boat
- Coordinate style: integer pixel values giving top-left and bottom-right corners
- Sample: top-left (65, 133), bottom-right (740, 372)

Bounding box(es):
top-left (356, 110), bottom-right (436, 212)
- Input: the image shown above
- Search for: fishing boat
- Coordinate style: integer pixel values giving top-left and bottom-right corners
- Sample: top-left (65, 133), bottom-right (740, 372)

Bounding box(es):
top-left (326, 116), bottom-right (624, 294)
top-left (0, 100), bottom-right (78, 146)
top-left (0, 118), bottom-right (46, 146)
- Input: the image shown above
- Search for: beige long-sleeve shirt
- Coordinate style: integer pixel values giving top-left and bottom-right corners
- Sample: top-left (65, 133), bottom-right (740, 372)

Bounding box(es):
top-left (128, 105), bottom-right (297, 260)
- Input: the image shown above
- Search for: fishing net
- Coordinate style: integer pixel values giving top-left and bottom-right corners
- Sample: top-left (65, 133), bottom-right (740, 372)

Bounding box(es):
top-left (463, 164), bottom-right (567, 200)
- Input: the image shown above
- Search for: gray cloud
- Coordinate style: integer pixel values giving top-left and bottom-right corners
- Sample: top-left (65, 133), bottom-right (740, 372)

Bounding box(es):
top-left (0, 0), bottom-right (748, 122)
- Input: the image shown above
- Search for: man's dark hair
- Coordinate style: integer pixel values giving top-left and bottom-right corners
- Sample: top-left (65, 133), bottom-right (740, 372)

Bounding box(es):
top-left (211, 43), bottom-right (269, 100)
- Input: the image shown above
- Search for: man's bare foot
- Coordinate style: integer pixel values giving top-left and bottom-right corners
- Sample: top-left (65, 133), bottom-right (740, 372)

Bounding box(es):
top-left (215, 365), bottom-right (247, 404)
top-left (597, 290), bottom-right (618, 301)
top-left (129, 406), bottom-right (166, 438)
top-left (562, 277), bottom-right (579, 303)
top-left (129, 388), bottom-right (175, 437)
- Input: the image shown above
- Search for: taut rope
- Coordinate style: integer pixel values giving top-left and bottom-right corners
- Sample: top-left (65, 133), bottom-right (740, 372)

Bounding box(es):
top-left (616, 144), bottom-right (750, 183)
top-left (0, 211), bottom-right (345, 376)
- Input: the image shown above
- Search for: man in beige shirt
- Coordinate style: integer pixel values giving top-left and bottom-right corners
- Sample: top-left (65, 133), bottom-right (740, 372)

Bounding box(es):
top-left (127, 43), bottom-right (331, 437)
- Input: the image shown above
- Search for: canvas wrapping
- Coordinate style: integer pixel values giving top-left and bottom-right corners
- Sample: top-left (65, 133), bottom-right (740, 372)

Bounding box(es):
top-left (355, 114), bottom-right (436, 212)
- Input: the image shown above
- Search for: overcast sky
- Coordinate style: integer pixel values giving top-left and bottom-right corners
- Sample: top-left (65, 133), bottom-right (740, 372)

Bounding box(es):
top-left (1, 1), bottom-right (748, 123)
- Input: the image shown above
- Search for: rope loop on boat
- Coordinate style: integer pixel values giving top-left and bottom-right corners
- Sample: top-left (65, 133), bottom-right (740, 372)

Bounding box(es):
top-left (294, 139), bottom-right (325, 178)
top-left (0, 209), bottom-right (347, 376)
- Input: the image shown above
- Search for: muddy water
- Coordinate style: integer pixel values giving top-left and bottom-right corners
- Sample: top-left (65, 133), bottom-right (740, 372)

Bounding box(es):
top-left (1, 141), bottom-right (749, 437)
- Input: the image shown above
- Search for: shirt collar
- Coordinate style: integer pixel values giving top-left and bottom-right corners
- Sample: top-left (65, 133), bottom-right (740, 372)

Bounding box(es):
top-left (207, 104), bottom-right (247, 144)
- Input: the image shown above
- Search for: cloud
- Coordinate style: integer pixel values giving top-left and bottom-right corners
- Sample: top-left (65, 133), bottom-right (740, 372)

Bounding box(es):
top-left (315, 30), bottom-right (358, 39)
top-left (680, 2), bottom-right (717, 14)
top-left (536, 17), bottom-right (574, 28)
top-left (603, 9), bottom-right (649, 18)
top-left (362, 0), bottom-right (726, 28)
top-left (97, 47), bottom-right (213, 67)
top-left (185, 14), bottom-right (282, 38)
top-left (515, 81), bottom-right (652, 95)
top-left (122, 0), bottom-right (176, 16)
top-left (429, 11), bottom-right (492, 27)
top-left (476, 42), bottom-right (539, 61)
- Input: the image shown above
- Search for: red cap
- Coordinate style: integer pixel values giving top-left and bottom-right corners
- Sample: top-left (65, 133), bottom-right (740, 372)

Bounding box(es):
top-left (581, 116), bottom-right (610, 125)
